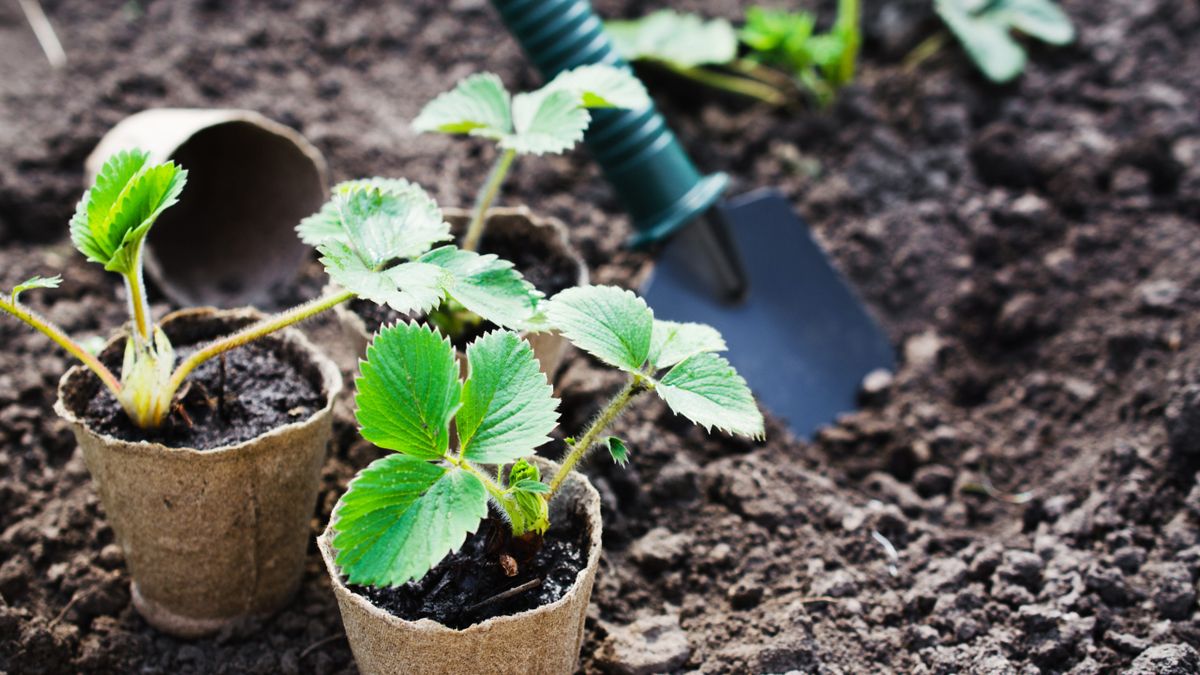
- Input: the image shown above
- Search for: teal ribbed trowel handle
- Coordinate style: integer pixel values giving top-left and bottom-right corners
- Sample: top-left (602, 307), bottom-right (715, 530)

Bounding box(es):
top-left (490, 0), bottom-right (728, 247)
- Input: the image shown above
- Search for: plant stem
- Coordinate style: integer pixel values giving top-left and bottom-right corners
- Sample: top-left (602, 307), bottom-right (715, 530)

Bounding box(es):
top-left (656, 60), bottom-right (790, 106)
top-left (166, 288), bottom-right (354, 396)
top-left (903, 31), bottom-right (948, 74)
top-left (729, 58), bottom-right (796, 90)
top-left (454, 457), bottom-right (509, 502)
top-left (463, 148), bottom-right (517, 252)
top-left (0, 296), bottom-right (121, 395)
top-left (548, 375), bottom-right (648, 495)
top-left (123, 243), bottom-right (151, 345)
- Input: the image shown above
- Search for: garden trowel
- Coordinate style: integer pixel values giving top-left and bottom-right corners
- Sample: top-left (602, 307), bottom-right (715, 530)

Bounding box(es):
top-left (491, 0), bottom-right (894, 437)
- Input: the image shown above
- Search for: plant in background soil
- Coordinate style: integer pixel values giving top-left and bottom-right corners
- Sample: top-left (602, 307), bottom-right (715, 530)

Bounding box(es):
top-left (331, 285), bottom-right (763, 587)
top-left (927, 0), bottom-right (1075, 83)
top-left (606, 1), bottom-right (860, 108)
top-left (412, 64), bottom-right (650, 253)
top-left (2, 151), bottom-right (542, 430)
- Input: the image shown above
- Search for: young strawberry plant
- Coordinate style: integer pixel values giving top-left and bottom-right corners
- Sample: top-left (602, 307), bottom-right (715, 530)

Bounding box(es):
top-left (607, 1), bottom-right (860, 108)
top-left (931, 0), bottom-right (1074, 83)
top-left (2, 150), bottom-right (542, 430)
top-left (412, 64), bottom-right (650, 253)
top-left (331, 285), bottom-right (763, 587)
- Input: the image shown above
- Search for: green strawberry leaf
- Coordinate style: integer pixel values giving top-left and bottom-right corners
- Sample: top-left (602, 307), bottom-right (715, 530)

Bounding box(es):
top-left (606, 436), bottom-right (630, 467)
top-left (544, 285), bottom-right (653, 374)
top-left (504, 89), bottom-right (593, 155)
top-left (648, 319), bottom-right (727, 370)
top-left (512, 479), bottom-right (551, 494)
top-left (332, 455), bottom-right (488, 587)
top-left (9, 275), bottom-right (62, 303)
top-left (419, 246), bottom-right (543, 330)
top-left (354, 322), bottom-right (462, 460)
top-left (71, 150), bottom-right (187, 274)
top-left (457, 331), bottom-right (559, 465)
top-left (607, 10), bottom-right (738, 68)
top-left (536, 64), bottom-right (652, 109)
top-left (415, 65), bottom-right (648, 156)
top-left (320, 246), bottom-right (449, 315)
top-left (297, 178), bottom-right (450, 256)
top-left (411, 72), bottom-right (513, 139)
top-left (655, 352), bottom-right (764, 439)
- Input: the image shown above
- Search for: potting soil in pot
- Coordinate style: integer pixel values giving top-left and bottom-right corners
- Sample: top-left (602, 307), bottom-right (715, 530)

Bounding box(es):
top-left (347, 514), bottom-right (589, 630)
top-left (82, 341), bottom-right (324, 450)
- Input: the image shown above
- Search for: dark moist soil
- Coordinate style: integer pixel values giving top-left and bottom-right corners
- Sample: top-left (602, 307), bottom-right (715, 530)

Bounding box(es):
top-left (82, 341), bottom-right (324, 450)
top-left (350, 218), bottom-right (580, 345)
top-left (348, 514), bottom-right (588, 630)
top-left (3, 0), bottom-right (1200, 673)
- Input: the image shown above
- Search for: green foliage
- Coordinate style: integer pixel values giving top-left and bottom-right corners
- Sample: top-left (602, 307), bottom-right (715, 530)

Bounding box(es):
top-left (299, 179), bottom-right (544, 328)
top-left (335, 322), bottom-right (559, 582)
top-left (935, 0), bottom-right (1075, 83)
top-left (354, 321), bottom-right (462, 460)
top-left (545, 285), bottom-right (763, 437)
top-left (457, 331), bottom-right (559, 465)
top-left (606, 2), bottom-right (859, 108)
top-left (606, 436), bottom-right (630, 467)
top-left (70, 150), bottom-right (186, 274)
top-left (543, 285), bottom-right (653, 374)
top-left (417, 246), bottom-right (544, 332)
top-left (607, 10), bottom-right (738, 68)
top-left (649, 320), bottom-right (727, 370)
top-left (741, 0), bottom-right (861, 104)
top-left (413, 64), bottom-right (650, 156)
top-left (332, 454), bottom-right (488, 587)
top-left (9, 275), bottom-right (61, 304)
top-left (656, 352), bottom-right (764, 439)
top-left (334, 286), bottom-right (763, 589)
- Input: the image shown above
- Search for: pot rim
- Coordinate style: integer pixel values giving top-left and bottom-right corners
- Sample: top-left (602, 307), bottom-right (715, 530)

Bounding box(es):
top-left (53, 306), bottom-right (343, 458)
top-left (319, 456), bottom-right (602, 635)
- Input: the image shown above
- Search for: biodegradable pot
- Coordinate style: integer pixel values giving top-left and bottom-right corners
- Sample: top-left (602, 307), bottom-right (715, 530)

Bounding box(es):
top-left (333, 206), bottom-right (588, 381)
top-left (319, 457), bottom-right (602, 675)
top-left (86, 108), bottom-right (328, 309)
top-left (54, 308), bottom-right (341, 638)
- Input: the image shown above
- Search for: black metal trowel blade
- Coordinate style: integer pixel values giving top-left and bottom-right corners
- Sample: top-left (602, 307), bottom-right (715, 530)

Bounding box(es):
top-left (642, 188), bottom-right (895, 438)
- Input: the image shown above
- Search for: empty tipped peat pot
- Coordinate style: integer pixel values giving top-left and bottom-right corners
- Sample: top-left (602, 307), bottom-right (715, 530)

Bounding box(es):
top-left (333, 206), bottom-right (587, 380)
top-left (320, 457), bottom-right (602, 675)
top-left (86, 109), bottom-right (328, 309)
top-left (54, 308), bottom-right (341, 638)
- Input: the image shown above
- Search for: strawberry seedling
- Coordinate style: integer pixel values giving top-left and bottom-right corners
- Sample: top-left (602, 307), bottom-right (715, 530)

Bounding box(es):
top-left (412, 64), bottom-right (650, 252)
top-left (331, 285), bottom-right (764, 587)
top-left (933, 0), bottom-right (1074, 83)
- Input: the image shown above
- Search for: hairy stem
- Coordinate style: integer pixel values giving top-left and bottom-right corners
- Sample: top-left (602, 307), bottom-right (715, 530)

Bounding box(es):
top-left (548, 375), bottom-right (648, 495)
top-left (0, 296), bottom-right (121, 395)
top-left (166, 288), bottom-right (354, 396)
top-left (454, 457), bottom-right (509, 502)
top-left (729, 58), bottom-right (796, 90)
top-left (124, 246), bottom-right (152, 346)
top-left (463, 148), bottom-right (517, 252)
top-left (656, 60), bottom-right (789, 106)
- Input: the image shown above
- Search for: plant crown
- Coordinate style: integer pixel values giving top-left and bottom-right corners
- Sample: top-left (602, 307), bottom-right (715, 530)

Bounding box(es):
top-left (934, 0), bottom-right (1074, 83)
top-left (332, 285), bottom-right (763, 588)
top-left (1, 153), bottom-right (543, 431)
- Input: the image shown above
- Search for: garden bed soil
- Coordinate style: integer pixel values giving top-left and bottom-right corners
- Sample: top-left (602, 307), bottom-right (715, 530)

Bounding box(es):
top-left (3, 0), bottom-right (1200, 673)
top-left (346, 514), bottom-right (588, 630)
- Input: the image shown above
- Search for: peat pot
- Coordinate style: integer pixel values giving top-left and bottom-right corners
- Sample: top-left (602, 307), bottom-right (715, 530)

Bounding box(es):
top-left (87, 108), bottom-right (328, 309)
top-left (320, 458), bottom-right (602, 675)
top-left (54, 308), bottom-right (341, 638)
top-left (333, 206), bottom-right (588, 381)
